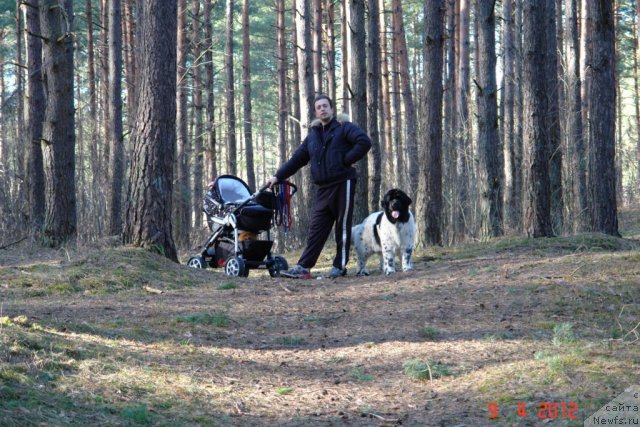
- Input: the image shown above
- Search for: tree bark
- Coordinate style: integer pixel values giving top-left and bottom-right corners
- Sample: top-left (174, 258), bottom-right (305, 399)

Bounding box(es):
top-left (174, 0), bottom-right (190, 246)
top-left (522, 0), bottom-right (553, 237)
top-left (502, 0), bottom-right (518, 232)
top-left (340, 0), bottom-right (350, 113)
top-left (192, 0), bottom-right (204, 228)
top-left (324, 0), bottom-right (336, 102)
top-left (242, 0), bottom-right (256, 190)
top-left (587, 0), bottom-right (618, 236)
top-left (455, 0), bottom-right (471, 241)
top-left (204, 0), bottom-right (217, 180)
top-left (108, 0), bottom-right (124, 235)
top-left (225, 0), bottom-right (237, 175)
top-left (420, 0), bottom-right (445, 246)
top-left (349, 0), bottom-right (369, 224)
top-left (392, 0), bottom-right (418, 191)
top-left (123, 0), bottom-right (178, 262)
top-left (312, 0), bottom-right (322, 94)
top-left (40, 0), bottom-right (77, 247)
top-left (546, 0), bottom-right (563, 235)
top-left (25, 2), bottom-right (45, 232)
top-left (367, 0), bottom-right (381, 211)
top-left (476, 0), bottom-right (503, 237)
top-left (379, 0), bottom-right (393, 187)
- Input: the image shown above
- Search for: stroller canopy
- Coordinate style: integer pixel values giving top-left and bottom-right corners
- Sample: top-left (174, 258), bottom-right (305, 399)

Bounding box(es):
top-left (209, 175), bottom-right (252, 204)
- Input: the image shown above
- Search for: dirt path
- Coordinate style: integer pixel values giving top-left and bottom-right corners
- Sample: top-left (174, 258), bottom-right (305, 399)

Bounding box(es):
top-left (2, 236), bottom-right (638, 426)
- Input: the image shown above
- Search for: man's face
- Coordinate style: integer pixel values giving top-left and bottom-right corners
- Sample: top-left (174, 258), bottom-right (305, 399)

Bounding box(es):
top-left (314, 99), bottom-right (333, 123)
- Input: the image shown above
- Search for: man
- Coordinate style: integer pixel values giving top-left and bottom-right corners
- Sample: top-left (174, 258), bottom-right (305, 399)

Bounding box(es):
top-left (267, 95), bottom-right (372, 279)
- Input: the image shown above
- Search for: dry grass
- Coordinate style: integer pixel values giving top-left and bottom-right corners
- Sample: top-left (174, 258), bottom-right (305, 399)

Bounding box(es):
top-left (1, 211), bottom-right (639, 426)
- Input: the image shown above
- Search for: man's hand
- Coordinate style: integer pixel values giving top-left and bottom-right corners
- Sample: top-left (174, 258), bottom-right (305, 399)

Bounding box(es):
top-left (266, 176), bottom-right (278, 189)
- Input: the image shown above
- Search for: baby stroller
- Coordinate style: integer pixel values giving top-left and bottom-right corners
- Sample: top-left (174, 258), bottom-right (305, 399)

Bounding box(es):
top-left (187, 175), bottom-right (296, 277)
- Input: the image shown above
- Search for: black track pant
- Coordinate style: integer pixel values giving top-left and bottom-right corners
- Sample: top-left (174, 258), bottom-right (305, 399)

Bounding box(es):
top-left (297, 179), bottom-right (356, 270)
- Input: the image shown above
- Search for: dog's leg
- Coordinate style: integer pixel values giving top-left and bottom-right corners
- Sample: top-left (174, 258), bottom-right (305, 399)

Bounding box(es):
top-left (354, 227), bottom-right (370, 276)
top-left (356, 246), bottom-right (370, 276)
top-left (382, 244), bottom-right (396, 274)
top-left (402, 248), bottom-right (414, 272)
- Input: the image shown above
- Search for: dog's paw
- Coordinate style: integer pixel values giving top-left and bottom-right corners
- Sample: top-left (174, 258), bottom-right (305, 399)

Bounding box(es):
top-left (356, 269), bottom-right (369, 276)
top-left (384, 268), bottom-right (396, 275)
top-left (402, 265), bottom-right (414, 272)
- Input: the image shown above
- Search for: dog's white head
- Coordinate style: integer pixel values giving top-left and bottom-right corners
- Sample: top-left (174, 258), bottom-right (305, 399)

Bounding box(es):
top-left (381, 189), bottom-right (412, 224)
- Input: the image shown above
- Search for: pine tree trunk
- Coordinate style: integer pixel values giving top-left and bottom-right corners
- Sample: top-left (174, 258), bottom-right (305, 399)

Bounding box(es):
top-left (40, 0), bottom-right (77, 247)
top-left (242, 0), bottom-right (255, 190)
top-left (349, 0), bottom-right (368, 224)
top-left (108, 0), bottom-right (124, 236)
top-left (123, 0), bottom-right (178, 262)
top-left (455, 0), bottom-right (471, 241)
top-left (502, 0), bottom-right (518, 232)
top-left (204, 0), bottom-right (217, 180)
top-left (225, 0), bottom-right (237, 175)
top-left (312, 0), bottom-right (322, 94)
top-left (587, 0), bottom-right (618, 236)
top-left (390, 10), bottom-right (403, 186)
top-left (123, 0), bottom-right (137, 131)
top-left (392, 0), bottom-right (418, 191)
top-left (546, 0), bottom-right (563, 235)
top-left (522, 0), bottom-right (553, 237)
top-left (100, 0), bottom-right (110, 168)
top-left (192, 0), bottom-right (204, 228)
top-left (86, 0), bottom-right (97, 119)
top-left (514, 0), bottom-right (524, 233)
top-left (325, 0), bottom-right (336, 102)
top-left (476, 0), bottom-right (503, 238)
top-left (420, 0), bottom-right (445, 246)
top-left (443, 0), bottom-right (456, 243)
top-left (635, 0), bottom-right (640, 205)
top-left (295, 0), bottom-right (314, 242)
top-left (175, 0), bottom-right (190, 246)
top-left (379, 0), bottom-right (393, 187)
top-left (340, 0), bottom-right (350, 114)
top-left (580, 0), bottom-right (591, 151)
top-left (566, 0), bottom-right (587, 231)
top-left (367, 0), bottom-right (381, 212)
top-left (25, 4), bottom-right (45, 232)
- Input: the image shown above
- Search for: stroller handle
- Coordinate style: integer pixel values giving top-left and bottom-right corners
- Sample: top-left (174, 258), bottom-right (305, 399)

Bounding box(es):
top-left (229, 181), bottom-right (298, 211)
top-left (257, 181), bottom-right (298, 196)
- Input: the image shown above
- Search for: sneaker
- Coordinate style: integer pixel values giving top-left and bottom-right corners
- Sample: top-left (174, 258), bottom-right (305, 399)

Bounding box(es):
top-left (281, 264), bottom-right (312, 279)
top-left (327, 266), bottom-right (347, 278)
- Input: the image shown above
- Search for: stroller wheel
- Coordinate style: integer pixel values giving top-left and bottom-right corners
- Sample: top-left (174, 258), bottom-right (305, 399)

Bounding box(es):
top-left (268, 255), bottom-right (289, 277)
top-left (187, 256), bottom-right (206, 269)
top-left (224, 256), bottom-right (247, 277)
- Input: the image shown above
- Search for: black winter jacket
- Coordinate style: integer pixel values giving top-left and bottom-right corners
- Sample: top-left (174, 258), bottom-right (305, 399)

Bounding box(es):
top-left (275, 115), bottom-right (372, 187)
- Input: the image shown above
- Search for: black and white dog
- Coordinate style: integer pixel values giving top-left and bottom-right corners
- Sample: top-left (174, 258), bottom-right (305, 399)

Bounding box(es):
top-left (352, 189), bottom-right (416, 275)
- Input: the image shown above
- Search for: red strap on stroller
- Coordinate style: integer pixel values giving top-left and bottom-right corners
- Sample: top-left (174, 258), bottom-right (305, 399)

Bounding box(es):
top-left (274, 181), bottom-right (294, 232)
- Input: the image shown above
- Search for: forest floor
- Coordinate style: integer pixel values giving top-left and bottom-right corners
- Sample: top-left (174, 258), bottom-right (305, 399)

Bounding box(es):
top-left (1, 211), bottom-right (639, 426)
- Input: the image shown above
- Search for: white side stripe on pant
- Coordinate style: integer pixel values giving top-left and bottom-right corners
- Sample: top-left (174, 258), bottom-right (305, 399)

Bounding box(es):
top-left (341, 179), bottom-right (351, 269)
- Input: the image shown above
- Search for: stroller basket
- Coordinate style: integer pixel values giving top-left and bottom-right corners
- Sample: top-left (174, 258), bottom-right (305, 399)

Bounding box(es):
top-left (216, 240), bottom-right (274, 263)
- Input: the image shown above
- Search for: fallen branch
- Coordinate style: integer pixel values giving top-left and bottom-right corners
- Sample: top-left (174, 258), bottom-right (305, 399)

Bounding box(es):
top-left (143, 285), bottom-right (164, 295)
top-left (615, 305), bottom-right (640, 344)
top-left (368, 412), bottom-right (400, 423)
top-left (0, 236), bottom-right (27, 250)
top-left (279, 283), bottom-right (292, 293)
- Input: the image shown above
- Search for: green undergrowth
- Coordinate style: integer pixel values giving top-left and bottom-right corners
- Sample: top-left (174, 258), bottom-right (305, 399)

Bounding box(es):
top-left (434, 233), bottom-right (636, 261)
top-left (0, 247), bottom-right (209, 296)
top-left (0, 316), bottom-right (234, 426)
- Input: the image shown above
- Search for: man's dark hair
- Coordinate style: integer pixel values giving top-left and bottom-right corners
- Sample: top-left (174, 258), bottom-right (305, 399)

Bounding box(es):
top-left (313, 94), bottom-right (333, 109)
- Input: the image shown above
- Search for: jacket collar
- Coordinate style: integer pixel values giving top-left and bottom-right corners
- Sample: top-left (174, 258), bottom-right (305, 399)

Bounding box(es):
top-left (309, 113), bottom-right (351, 130)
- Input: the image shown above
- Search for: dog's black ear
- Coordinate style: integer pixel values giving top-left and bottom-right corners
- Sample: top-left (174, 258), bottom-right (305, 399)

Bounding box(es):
top-left (381, 190), bottom-right (390, 209)
top-left (404, 193), bottom-right (413, 206)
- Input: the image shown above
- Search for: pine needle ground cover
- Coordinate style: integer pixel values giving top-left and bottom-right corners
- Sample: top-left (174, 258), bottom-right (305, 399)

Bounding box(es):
top-left (1, 212), bottom-right (639, 426)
